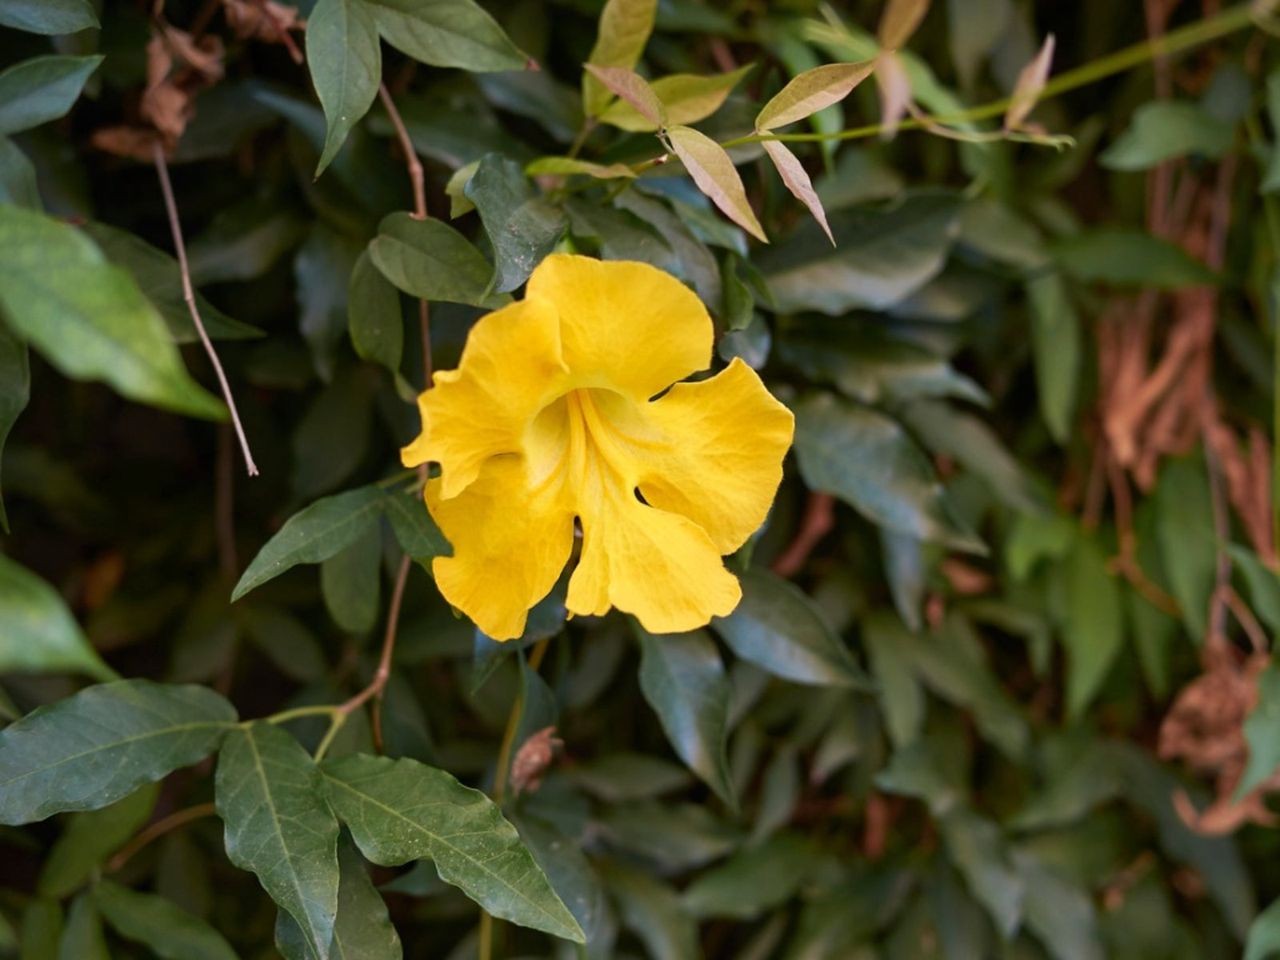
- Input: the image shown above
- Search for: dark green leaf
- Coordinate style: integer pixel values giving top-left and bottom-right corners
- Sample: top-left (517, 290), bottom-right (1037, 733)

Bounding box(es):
top-left (0, 0), bottom-right (97, 34)
top-left (215, 723), bottom-right (340, 960)
top-left (1155, 457), bottom-right (1216, 639)
top-left (291, 369), bottom-right (375, 498)
top-left (21, 899), bottom-right (63, 960)
top-left (348, 250), bottom-right (403, 378)
top-left (320, 753), bottom-right (584, 942)
top-left (598, 802), bottom-right (739, 873)
top-left (307, 0), bottom-right (382, 176)
top-left (635, 627), bottom-right (735, 807)
top-left (566, 752), bottom-right (694, 803)
top-left (599, 860), bottom-right (698, 960)
top-left (514, 814), bottom-right (609, 949)
top-left (95, 880), bottom-right (240, 960)
top-left (0, 546), bottom-right (115, 681)
top-left (0, 55), bottom-right (101, 135)
top-left (56, 895), bottom-right (108, 960)
top-left (464, 153), bottom-right (567, 293)
top-left (38, 783), bottom-right (160, 898)
top-left (682, 832), bottom-right (815, 919)
top-left (0, 206), bottom-right (226, 419)
top-left (0, 136), bottom-right (40, 207)
top-left (1238, 663), bottom-right (1280, 797)
top-left (1246, 897), bottom-right (1280, 960)
top-left (1100, 101), bottom-right (1234, 171)
top-left (863, 613), bottom-right (926, 748)
top-left (240, 606), bottom-right (329, 683)
top-left (294, 226), bottom-right (361, 381)
top-left (275, 839), bottom-right (402, 960)
top-left (382, 488), bottom-right (451, 561)
top-left (81, 222), bottom-right (262, 344)
top-left (1231, 545), bottom-right (1280, 634)
top-left (712, 569), bottom-right (869, 688)
top-left (232, 486), bottom-right (385, 601)
top-left (759, 193), bottom-right (960, 314)
top-left (1027, 273), bottom-right (1080, 444)
top-left (367, 0), bottom-right (526, 72)
top-left (1013, 850), bottom-right (1105, 960)
top-left (368, 212), bottom-right (509, 308)
top-left (940, 808), bottom-right (1024, 939)
top-left (1052, 229), bottom-right (1217, 288)
top-left (320, 522), bottom-right (381, 634)
top-left (1064, 532), bottom-right (1124, 720)
top-left (793, 393), bottom-right (983, 553)
top-left (0, 680), bottom-right (236, 824)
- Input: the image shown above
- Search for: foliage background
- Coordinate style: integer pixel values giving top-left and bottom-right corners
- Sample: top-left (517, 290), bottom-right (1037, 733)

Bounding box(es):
top-left (2, 0), bottom-right (1280, 957)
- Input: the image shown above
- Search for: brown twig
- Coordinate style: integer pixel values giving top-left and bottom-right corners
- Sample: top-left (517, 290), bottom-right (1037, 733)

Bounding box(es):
top-left (772, 493), bottom-right (835, 578)
top-left (153, 141), bottom-right (259, 476)
top-left (107, 802), bottom-right (217, 872)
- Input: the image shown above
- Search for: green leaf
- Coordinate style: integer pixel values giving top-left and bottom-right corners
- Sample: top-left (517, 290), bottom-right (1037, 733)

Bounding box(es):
top-left (275, 840), bottom-right (401, 960)
top-left (381, 487), bottom-right (451, 561)
top-left (320, 752), bottom-right (584, 942)
top-left (566, 752), bottom-right (694, 802)
top-left (1265, 72), bottom-right (1280, 194)
top-left (863, 613), bottom-right (926, 748)
top-left (0, 205), bottom-right (226, 419)
top-left (367, 0), bottom-right (525, 72)
top-left (1064, 532), bottom-right (1124, 720)
top-left (215, 723), bottom-right (340, 960)
top-left (583, 0), bottom-right (658, 116)
top-left (599, 860), bottom-right (698, 960)
top-left (759, 193), bottom-right (961, 314)
top-left (1052, 229), bottom-right (1217, 288)
top-left (0, 136), bottom-right (40, 208)
top-left (464, 153), bottom-right (567, 293)
top-left (1013, 850), bottom-right (1105, 960)
top-left (320, 522), bottom-right (381, 634)
top-left (0, 0), bottom-right (97, 34)
top-left (38, 783), bottom-right (160, 898)
top-left (1246, 897), bottom-right (1280, 960)
top-left (1027, 273), bottom-right (1079, 444)
top-left (1154, 457), bottom-right (1216, 639)
top-left (21, 899), bottom-right (63, 960)
top-left (348, 250), bottom-right (403, 378)
top-left (755, 61), bottom-right (875, 131)
top-left (681, 832), bottom-right (815, 920)
top-left (712, 569), bottom-right (870, 688)
top-left (793, 393), bottom-right (983, 553)
top-left (635, 626), bottom-right (735, 808)
top-left (0, 680), bottom-right (236, 824)
top-left (513, 814), bottom-right (608, 948)
top-left (1238, 663), bottom-right (1280, 798)
top-left (368, 212), bottom-right (509, 308)
top-left (1100, 101), bottom-right (1234, 171)
top-left (0, 55), bottom-right (101, 135)
top-left (95, 881), bottom-right (240, 960)
top-left (667, 125), bottom-right (767, 243)
top-left (526, 156), bottom-right (636, 179)
top-left (940, 808), bottom-right (1024, 939)
top-left (1230, 545), bottom-right (1280, 633)
top-left (295, 225), bottom-right (362, 382)
top-left (232, 486), bottom-right (385, 601)
top-left (81, 223), bottom-right (263, 344)
top-left (0, 538), bottom-right (113, 680)
top-left (600, 66), bottom-right (752, 132)
top-left (239, 606), bottom-right (329, 683)
top-left (57, 895), bottom-right (108, 960)
top-left (307, 0), bottom-right (382, 177)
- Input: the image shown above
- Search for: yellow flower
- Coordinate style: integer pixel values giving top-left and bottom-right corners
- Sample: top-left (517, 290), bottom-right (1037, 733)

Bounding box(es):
top-left (402, 254), bottom-right (794, 640)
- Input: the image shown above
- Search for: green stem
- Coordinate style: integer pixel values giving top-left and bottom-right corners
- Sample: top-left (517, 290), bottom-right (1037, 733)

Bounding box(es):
top-left (313, 713), bottom-right (347, 762)
top-left (263, 704), bottom-right (340, 725)
top-left (478, 636), bottom-right (553, 960)
top-left (721, 2), bottom-right (1257, 148)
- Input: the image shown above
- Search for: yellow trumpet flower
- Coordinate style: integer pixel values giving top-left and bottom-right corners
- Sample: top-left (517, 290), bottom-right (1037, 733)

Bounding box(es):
top-left (402, 254), bottom-right (794, 640)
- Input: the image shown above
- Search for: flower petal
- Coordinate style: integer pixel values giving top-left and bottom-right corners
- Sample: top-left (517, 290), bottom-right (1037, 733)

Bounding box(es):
top-left (567, 484), bottom-right (742, 634)
top-left (426, 458), bottom-right (574, 641)
top-left (526, 254), bottom-right (712, 400)
top-left (639, 358), bottom-right (795, 553)
top-left (402, 297), bottom-right (569, 498)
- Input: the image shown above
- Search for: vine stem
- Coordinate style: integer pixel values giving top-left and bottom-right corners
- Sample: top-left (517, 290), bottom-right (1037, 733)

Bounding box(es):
top-left (153, 141), bottom-right (259, 477)
top-left (478, 636), bottom-right (552, 960)
top-left (107, 802), bottom-right (217, 873)
top-left (717, 1), bottom-right (1257, 149)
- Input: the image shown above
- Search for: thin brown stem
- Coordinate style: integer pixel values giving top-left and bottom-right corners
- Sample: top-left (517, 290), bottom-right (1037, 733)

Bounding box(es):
top-left (153, 142), bottom-right (259, 477)
top-left (107, 802), bottom-right (217, 873)
top-left (378, 83), bottom-right (426, 222)
top-left (337, 553), bottom-right (413, 735)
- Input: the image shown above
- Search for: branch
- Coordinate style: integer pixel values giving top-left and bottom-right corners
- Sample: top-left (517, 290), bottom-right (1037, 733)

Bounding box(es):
top-left (108, 802), bottom-right (217, 872)
top-left (153, 142), bottom-right (260, 476)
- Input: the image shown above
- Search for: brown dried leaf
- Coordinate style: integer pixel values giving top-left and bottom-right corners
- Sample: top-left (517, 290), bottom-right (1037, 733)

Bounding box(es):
top-left (91, 126), bottom-right (163, 162)
top-left (223, 0), bottom-right (302, 42)
top-left (510, 726), bottom-right (562, 796)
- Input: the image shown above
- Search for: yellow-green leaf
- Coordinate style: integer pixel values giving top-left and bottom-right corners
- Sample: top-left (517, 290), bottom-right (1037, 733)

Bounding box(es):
top-left (583, 0), bottom-right (657, 116)
top-left (526, 156), bottom-right (636, 179)
top-left (583, 65), bottom-right (666, 130)
top-left (754, 61), bottom-right (874, 132)
top-left (600, 65), bottom-right (753, 132)
top-left (666, 125), bottom-right (766, 243)
top-left (762, 140), bottom-right (833, 244)
top-left (877, 0), bottom-right (931, 50)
